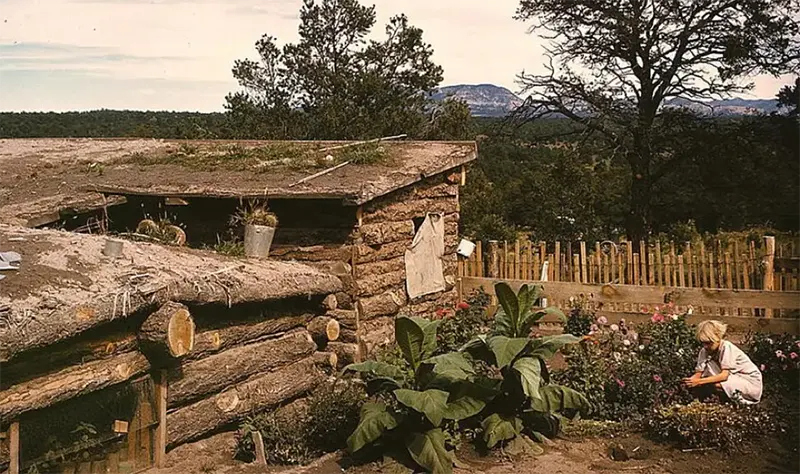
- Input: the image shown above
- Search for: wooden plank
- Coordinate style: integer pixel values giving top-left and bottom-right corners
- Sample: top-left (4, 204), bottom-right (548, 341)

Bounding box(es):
top-left (678, 255), bottom-right (686, 288)
top-left (655, 241), bottom-right (663, 286)
top-left (580, 241), bottom-right (588, 283)
top-left (503, 240), bottom-right (509, 279)
top-left (708, 251), bottom-right (716, 289)
top-left (515, 239), bottom-right (521, 280)
top-left (530, 243), bottom-right (538, 282)
top-left (461, 277), bottom-right (800, 311)
top-left (476, 240), bottom-right (483, 277)
top-left (625, 241), bottom-right (633, 285)
top-left (699, 241), bottom-right (707, 287)
top-left (554, 242), bottom-right (561, 282)
top-left (639, 241), bottom-right (647, 286)
top-left (685, 243), bottom-right (694, 288)
top-left (488, 241), bottom-right (499, 278)
top-left (648, 251), bottom-right (655, 286)
top-left (725, 252), bottom-right (733, 290)
top-left (154, 371), bottom-right (167, 468)
top-left (670, 242), bottom-right (677, 287)
top-left (610, 243), bottom-right (618, 284)
top-left (633, 253), bottom-right (640, 286)
top-left (573, 254), bottom-right (580, 283)
top-left (763, 236), bottom-right (776, 317)
top-left (539, 242), bottom-right (547, 280)
top-left (107, 451), bottom-right (120, 474)
top-left (252, 431), bottom-right (267, 465)
top-left (9, 421), bottom-right (19, 474)
top-left (733, 242), bottom-right (741, 289)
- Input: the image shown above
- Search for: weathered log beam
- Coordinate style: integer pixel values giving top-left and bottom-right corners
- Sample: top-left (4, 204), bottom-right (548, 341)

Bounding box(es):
top-left (168, 330), bottom-right (316, 408)
top-left (270, 245), bottom-right (353, 263)
top-left (189, 314), bottom-right (311, 361)
top-left (1, 332), bottom-right (138, 389)
top-left (326, 342), bottom-right (360, 367)
top-left (359, 221), bottom-right (414, 245)
top-left (355, 241), bottom-right (409, 264)
top-left (356, 257), bottom-right (405, 279)
top-left (357, 270), bottom-right (406, 297)
top-left (166, 357), bottom-right (322, 448)
top-left (359, 317), bottom-right (395, 359)
top-left (138, 302), bottom-right (195, 365)
top-left (339, 328), bottom-right (359, 343)
top-left (307, 317), bottom-right (340, 345)
top-left (0, 352), bottom-right (151, 425)
top-left (313, 351), bottom-right (338, 373)
top-left (326, 309), bottom-right (358, 330)
top-left (357, 290), bottom-right (407, 320)
top-left (362, 197), bottom-right (458, 224)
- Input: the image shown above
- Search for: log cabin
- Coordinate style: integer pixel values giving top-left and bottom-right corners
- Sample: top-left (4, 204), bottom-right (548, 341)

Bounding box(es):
top-left (0, 138), bottom-right (477, 362)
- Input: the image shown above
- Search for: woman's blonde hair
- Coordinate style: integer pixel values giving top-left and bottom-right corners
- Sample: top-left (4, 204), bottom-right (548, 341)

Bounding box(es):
top-left (696, 320), bottom-right (728, 343)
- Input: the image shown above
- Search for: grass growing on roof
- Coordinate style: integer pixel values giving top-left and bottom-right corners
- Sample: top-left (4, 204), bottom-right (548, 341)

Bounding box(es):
top-left (123, 141), bottom-right (391, 172)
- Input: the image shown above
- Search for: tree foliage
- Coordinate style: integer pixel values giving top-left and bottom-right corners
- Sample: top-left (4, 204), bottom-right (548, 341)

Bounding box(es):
top-left (226, 0), bottom-right (455, 140)
top-left (513, 0), bottom-right (800, 240)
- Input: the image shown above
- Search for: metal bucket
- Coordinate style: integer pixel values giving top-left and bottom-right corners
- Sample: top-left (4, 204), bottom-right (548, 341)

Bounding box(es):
top-left (244, 224), bottom-right (275, 258)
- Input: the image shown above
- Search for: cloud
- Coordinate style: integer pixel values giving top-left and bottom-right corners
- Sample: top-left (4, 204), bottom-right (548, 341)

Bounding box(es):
top-left (0, 0), bottom-right (791, 112)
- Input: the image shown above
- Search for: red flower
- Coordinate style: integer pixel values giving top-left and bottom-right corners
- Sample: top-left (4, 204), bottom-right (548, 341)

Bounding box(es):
top-left (653, 375), bottom-right (662, 383)
top-left (651, 313), bottom-right (665, 323)
top-left (435, 308), bottom-right (447, 319)
top-left (456, 301), bottom-right (470, 310)
top-left (616, 378), bottom-right (626, 388)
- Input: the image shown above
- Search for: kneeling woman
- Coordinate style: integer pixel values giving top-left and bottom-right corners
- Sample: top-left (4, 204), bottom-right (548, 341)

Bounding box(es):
top-left (682, 320), bottom-right (763, 404)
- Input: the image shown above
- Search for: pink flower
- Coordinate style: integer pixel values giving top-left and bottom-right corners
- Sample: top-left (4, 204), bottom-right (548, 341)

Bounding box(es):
top-left (776, 350), bottom-right (786, 359)
top-left (456, 302), bottom-right (470, 310)
top-left (760, 364), bottom-right (766, 371)
top-left (616, 378), bottom-right (626, 388)
top-left (653, 375), bottom-right (662, 383)
top-left (610, 324), bottom-right (619, 332)
top-left (597, 316), bottom-right (608, 325)
top-left (651, 314), bottom-right (665, 323)
top-left (795, 341), bottom-right (800, 349)
top-left (791, 352), bottom-right (798, 360)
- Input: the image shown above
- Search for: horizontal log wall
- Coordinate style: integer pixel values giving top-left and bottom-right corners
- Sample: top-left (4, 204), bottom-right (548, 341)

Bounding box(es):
top-left (352, 172), bottom-right (463, 359)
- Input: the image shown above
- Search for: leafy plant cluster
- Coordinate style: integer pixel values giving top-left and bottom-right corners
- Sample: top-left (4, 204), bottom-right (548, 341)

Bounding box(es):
top-left (433, 290), bottom-right (492, 355)
top-left (230, 201), bottom-right (278, 227)
top-left (744, 332), bottom-right (800, 395)
top-left (234, 380), bottom-right (366, 464)
top-left (555, 303), bottom-right (700, 421)
top-left (647, 401), bottom-right (774, 450)
top-left (344, 283), bottom-right (589, 474)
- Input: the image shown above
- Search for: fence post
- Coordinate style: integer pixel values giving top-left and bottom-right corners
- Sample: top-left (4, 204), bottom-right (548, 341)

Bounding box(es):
top-left (763, 236), bottom-right (776, 317)
top-left (9, 421), bottom-right (19, 474)
top-left (488, 240), bottom-right (499, 278)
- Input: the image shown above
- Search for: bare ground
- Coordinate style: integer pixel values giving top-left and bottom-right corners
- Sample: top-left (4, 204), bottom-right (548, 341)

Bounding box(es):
top-left (150, 430), bottom-right (799, 474)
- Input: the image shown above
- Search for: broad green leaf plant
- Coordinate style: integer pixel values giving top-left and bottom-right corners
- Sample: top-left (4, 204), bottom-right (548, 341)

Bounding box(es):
top-left (462, 282), bottom-right (590, 451)
top-left (344, 316), bottom-right (489, 474)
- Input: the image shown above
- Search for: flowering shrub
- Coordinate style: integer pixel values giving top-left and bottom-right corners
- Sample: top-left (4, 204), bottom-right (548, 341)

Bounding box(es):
top-left (555, 303), bottom-right (701, 421)
top-left (647, 400), bottom-right (774, 450)
top-left (564, 295), bottom-right (594, 337)
top-left (744, 332), bottom-right (800, 395)
top-left (433, 289), bottom-right (491, 355)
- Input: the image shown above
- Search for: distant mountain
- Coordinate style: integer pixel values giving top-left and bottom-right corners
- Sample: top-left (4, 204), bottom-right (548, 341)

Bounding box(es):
top-left (432, 84), bottom-right (523, 117)
top-left (434, 84), bottom-right (781, 117)
top-left (664, 97), bottom-right (780, 115)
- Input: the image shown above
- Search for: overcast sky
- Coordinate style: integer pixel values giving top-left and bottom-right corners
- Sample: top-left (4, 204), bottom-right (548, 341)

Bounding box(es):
top-left (0, 0), bottom-right (793, 112)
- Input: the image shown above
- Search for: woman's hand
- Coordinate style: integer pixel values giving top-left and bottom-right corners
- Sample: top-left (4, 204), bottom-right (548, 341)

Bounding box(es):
top-left (682, 377), bottom-right (702, 388)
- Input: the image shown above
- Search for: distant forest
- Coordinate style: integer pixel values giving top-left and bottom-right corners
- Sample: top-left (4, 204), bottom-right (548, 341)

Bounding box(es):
top-left (0, 110), bottom-right (233, 139)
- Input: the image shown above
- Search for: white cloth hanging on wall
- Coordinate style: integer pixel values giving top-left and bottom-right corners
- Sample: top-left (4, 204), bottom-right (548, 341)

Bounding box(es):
top-left (404, 213), bottom-right (446, 299)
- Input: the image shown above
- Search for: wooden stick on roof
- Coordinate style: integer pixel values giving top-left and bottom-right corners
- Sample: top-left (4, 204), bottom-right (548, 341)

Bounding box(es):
top-left (289, 134), bottom-right (407, 187)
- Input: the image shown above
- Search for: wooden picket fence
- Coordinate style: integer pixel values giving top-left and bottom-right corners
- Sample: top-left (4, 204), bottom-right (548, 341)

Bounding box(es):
top-left (459, 236), bottom-right (799, 292)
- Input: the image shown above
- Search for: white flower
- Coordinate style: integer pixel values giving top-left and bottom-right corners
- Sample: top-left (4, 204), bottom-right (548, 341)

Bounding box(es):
top-left (612, 352), bottom-right (621, 361)
top-left (638, 345), bottom-right (645, 351)
top-left (623, 339), bottom-right (631, 346)
top-left (671, 314), bottom-right (679, 321)
top-left (687, 305), bottom-right (694, 315)
top-left (610, 324), bottom-right (619, 332)
top-left (677, 348), bottom-right (685, 356)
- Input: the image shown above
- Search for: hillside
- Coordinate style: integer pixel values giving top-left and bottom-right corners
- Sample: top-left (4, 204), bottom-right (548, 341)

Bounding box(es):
top-left (432, 84), bottom-right (522, 117)
top-left (434, 84), bottom-right (781, 117)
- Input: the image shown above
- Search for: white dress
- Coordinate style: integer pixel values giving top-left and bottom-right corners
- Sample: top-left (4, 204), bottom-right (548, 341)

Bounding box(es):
top-left (695, 340), bottom-right (763, 404)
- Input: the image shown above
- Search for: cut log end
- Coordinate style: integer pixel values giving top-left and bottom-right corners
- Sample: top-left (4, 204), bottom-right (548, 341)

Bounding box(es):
top-left (312, 351), bottom-right (338, 371)
top-left (139, 302), bottom-right (196, 365)
top-left (168, 307), bottom-right (195, 357)
top-left (307, 316), bottom-right (340, 345)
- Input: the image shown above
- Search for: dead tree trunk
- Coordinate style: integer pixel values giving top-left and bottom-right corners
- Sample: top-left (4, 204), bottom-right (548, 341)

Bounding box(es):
top-left (167, 330), bottom-right (315, 408)
top-left (307, 317), bottom-right (340, 345)
top-left (166, 357), bottom-right (322, 448)
top-left (138, 302), bottom-right (195, 365)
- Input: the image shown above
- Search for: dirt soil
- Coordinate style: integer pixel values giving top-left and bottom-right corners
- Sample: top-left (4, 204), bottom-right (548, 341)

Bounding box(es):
top-left (150, 430), bottom-right (799, 474)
